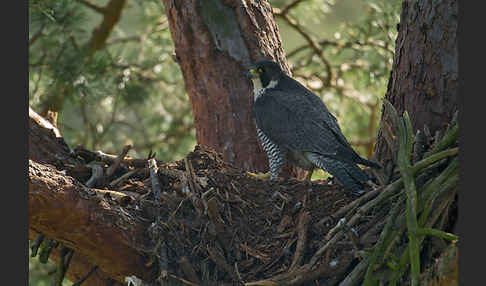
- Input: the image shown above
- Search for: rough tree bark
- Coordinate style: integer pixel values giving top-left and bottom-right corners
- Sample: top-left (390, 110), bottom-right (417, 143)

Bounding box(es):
top-left (29, 161), bottom-right (151, 285)
top-left (373, 0), bottom-right (458, 169)
top-left (162, 0), bottom-right (304, 177)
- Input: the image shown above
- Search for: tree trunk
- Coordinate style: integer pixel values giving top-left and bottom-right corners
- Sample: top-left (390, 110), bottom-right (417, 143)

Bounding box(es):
top-left (29, 160), bottom-right (151, 285)
top-left (162, 0), bottom-right (304, 178)
top-left (373, 0), bottom-right (458, 168)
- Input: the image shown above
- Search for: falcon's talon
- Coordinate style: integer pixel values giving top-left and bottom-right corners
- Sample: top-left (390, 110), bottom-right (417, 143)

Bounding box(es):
top-left (246, 171), bottom-right (270, 180)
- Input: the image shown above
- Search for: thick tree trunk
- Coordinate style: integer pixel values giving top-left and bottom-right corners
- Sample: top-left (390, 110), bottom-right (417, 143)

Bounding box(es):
top-left (29, 160), bottom-right (151, 285)
top-left (162, 0), bottom-right (304, 177)
top-left (373, 0), bottom-right (458, 168)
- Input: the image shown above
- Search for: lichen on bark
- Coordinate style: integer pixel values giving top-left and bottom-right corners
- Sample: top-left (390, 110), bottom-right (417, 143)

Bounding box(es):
top-left (199, 0), bottom-right (251, 65)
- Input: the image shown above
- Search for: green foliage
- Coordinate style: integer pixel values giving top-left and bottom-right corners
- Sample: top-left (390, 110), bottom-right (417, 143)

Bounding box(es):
top-left (29, 244), bottom-right (71, 286)
top-left (29, 0), bottom-right (193, 160)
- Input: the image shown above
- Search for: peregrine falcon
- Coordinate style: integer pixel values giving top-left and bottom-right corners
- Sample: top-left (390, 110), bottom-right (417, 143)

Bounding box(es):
top-left (247, 60), bottom-right (381, 195)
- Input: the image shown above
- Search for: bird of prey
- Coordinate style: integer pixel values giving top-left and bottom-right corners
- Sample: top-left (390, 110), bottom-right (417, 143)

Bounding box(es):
top-left (247, 60), bottom-right (381, 195)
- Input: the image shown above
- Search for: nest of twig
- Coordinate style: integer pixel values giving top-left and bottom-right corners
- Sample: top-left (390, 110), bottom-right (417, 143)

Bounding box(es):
top-left (30, 101), bottom-right (458, 286)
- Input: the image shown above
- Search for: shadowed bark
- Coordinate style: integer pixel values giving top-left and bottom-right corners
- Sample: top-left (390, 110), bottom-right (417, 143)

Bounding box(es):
top-left (29, 159), bottom-right (153, 285)
top-left (373, 0), bottom-right (458, 170)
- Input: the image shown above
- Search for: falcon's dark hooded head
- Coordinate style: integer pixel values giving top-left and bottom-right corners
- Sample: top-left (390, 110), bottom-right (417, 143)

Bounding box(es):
top-left (247, 60), bottom-right (284, 89)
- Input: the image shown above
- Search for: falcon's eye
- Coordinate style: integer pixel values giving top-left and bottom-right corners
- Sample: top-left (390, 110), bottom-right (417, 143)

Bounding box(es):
top-left (257, 68), bottom-right (263, 73)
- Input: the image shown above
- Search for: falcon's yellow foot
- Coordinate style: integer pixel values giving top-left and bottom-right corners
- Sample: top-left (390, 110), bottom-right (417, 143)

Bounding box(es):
top-left (304, 167), bottom-right (315, 181)
top-left (246, 171), bottom-right (271, 180)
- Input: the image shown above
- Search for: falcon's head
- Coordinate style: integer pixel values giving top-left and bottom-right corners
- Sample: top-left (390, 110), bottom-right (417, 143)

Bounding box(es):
top-left (247, 60), bottom-right (283, 91)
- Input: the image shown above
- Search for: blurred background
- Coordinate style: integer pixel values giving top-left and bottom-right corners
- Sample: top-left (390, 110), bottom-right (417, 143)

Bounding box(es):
top-left (28, 0), bottom-right (400, 284)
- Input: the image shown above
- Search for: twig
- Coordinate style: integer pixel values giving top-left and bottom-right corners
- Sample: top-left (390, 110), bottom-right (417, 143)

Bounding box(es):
top-left (158, 241), bottom-right (169, 285)
top-left (385, 160), bottom-right (458, 285)
top-left (411, 147), bottom-right (458, 175)
top-left (38, 239), bottom-right (59, 264)
top-left (54, 245), bottom-right (74, 286)
top-left (168, 274), bottom-right (200, 286)
top-left (276, 0), bottom-right (308, 16)
top-left (30, 234), bottom-right (45, 257)
top-left (72, 266), bottom-right (98, 286)
top-left (178, 256), bottom-right (201, 285)
top-left (332, 186), bottom-right (381, 220)
top-left (417, 159), bottom-right (458, 220)
top-left (338, 257), bottom-right (370, 286)
top-left (207, 197), bottom-right (233, 256)
top-left (308, 218), bottom-right (346, 268)
top-left (75, 0), bottom-right (106, 14)
top-left (289, 211), bottom-right (310, 271)
top-left (85, 163), bottom-right (104, 188)
top-left (105, 145), bottom-right (132, 178)
top-left (148, 158), bottom-right (169, 286)
top-left (356, 179), bottom-right (403, 216)
top-left (109, 169), bottom-right (140, 187)
top-left (75, 147), bottom-right (153, 168)
top-left (184, 157), bottom-right (204, 216)
top-left (362, 196), bottom-right (405, 285)
top-left (412, 130), bottom-right (425, 164)
top-left (106, 35), bottom-right (141, 45)
top-left (416, 228), bottom-right (458, 241)
top-left (207, 246), bottom-right (237, 281)
top-left (85, 0), bottom-right (127, 59)
top-left (424, 123), bottom-right (458, 157)
top-left (275, 12), bottom-right (333, 86)
top-left (345, 227), bottom-right (361, 257)
top-left (396, 111), bottom-right (420, 286)
top-left (29, 23), bottom-right (46, 47)
top-left (184, 157), bottom-right (199, 193)
top-left (389, 187), bottom-right (457, 286)
top-left (149, 158), bottom-right (162, 210)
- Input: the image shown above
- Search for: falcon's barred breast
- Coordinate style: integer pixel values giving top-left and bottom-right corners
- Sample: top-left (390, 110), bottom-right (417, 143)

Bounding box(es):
top-left (247, 60), bottom-right (381, 195)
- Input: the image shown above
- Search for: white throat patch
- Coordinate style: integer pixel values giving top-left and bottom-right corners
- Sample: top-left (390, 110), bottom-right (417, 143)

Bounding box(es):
top-left (252, 79), bottom-right (278, 101)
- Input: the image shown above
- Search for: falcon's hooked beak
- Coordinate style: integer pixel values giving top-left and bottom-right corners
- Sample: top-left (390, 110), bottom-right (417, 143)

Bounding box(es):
top-left (246, 68), bottom-right (259, 80)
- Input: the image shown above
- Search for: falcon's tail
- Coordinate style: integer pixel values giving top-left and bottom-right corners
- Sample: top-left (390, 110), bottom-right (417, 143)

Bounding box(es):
top-left (356, 156), bottom-right (382, 169)
top-left (308, 154), bottom-right (369, 196)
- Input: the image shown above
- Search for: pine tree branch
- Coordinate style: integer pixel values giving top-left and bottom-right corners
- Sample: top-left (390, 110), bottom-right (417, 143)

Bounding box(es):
top-left (397, 111), bottom-right (420, 286)
top-left (86, 0), bottom-right (127, 58)
top-left (274, 0), bottom-right (308, 16)
top-left (76, 0), bottom-right (107, 14)
top-left (29, 23), bottom-right (46, 47)
top-left (275, 12), bottom-right (333, 87)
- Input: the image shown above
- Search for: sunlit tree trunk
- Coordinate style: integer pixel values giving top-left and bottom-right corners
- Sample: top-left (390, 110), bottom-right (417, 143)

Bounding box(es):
top-left (373, 0), bottom-right (458, 169)
top-left (161, 0), bottom-right (305, 178)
